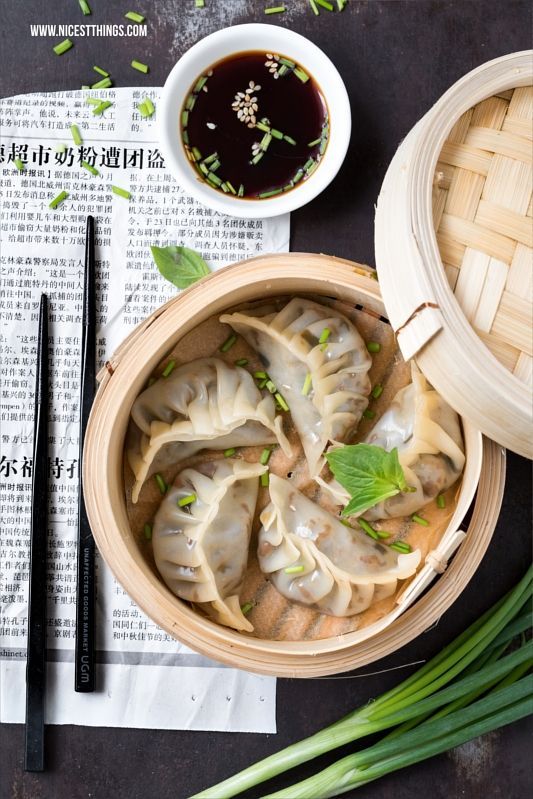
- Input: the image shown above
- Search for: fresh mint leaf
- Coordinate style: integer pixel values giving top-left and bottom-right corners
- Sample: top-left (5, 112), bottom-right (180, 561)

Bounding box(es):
top-left (325, 443), bottom-right (408, 517)
top-left (150, 244), bottom-right (210, 289)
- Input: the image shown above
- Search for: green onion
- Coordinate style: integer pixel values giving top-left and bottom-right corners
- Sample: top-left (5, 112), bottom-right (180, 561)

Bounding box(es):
top-left (258, 378), bottom-right (269, 389)
top-left (207, 172), bottom-right (222, 186)
top-left (306, 160), bottom-right (319, 176)
top-left (309, 0), bottom-right (320, 14)
top-left (234, 358), bottom-right (248, 367)
top-left (225, 181), bottom-right (237, 195)
top-left (203, 152), bottom-right (218, 165)
top-left (238, 184), bottom-right (245, 197)
top-left (81, 161), bottom-right (99, 176)
top-left (185, 93), bottom-right (196, 111)
top-left (191, 567), bottom-right (533, 799)
top-left (390, 541), bottom-right (413, 553)
top-left (412, 514), bottom-right (429, 526)
top-left (220, 333), bottom-right (237, 352)
top-left (53, 39), bottom-right (73, 55)
top-left (377, 530), bottom-right (391, 539)
top-left (260, 133), bottom-right (272, 150)
top-left (372, 383), bottom-right (384, 399)
top-left (319, 327), bottom-right (331, 349)
top-left (277, 65), bottom-right (290, 78)
top-left (367, 341), bottom-right (381, 353)
top-left (255, 120), bottom-right (270, 134)
top-left (55, 143), bottom-right (67, 153)
top-left (337, 0), bottom-right (347, 9)
top-left (284, 565), bottom-right (305, 574)
top-left (131, 60), bottom-right (149, 73)
top-left (125, 11), bottom-right (145, 23)
top-left (49, 190), bottom-right (68, 210)
top-left (363, 409), bottom-right (376, 420)
top-left (144, 97), bottom-right (155, 115)
top-left (241, 602), bottom-right (254, 615)
top-left (223, 448), bottom-right (236, 458)
top-left (265, 380), bottom-right (277, 394)
top-left (162, 360), bottom-right (176, 377)
top-left (308, 138), bottom-right (321, 147)
top-left (181, 110), bottom-right (189, 127)
top-left (316, 0), bottom-right (334, 9)
top-left (93, 65), bottom-right (109, 77)
top-left (13, 158), bottom-right (25, 172)
top-left (270, 128), bottom-right (284, 140)
top-left (137, 101), bottom-right (150, 118)
top-left (195, 0), bottom-right (205, 7)
top-left (79, 0), bottom-right (92, 15)
top-left (258, 188), bottom-right (282, 198)
top-left (279, 57), bottom-right (296, 68)
top-left (251, 151), bottom-right (264, 166)
top-left (81, 85), bottom-right (90, 90)
top-left (154, 474), bottom-right (167, 494)
top-left (85, 97), bottom-right (101, 106)
top-left (209, 158), bottom-right (221, 172)
top-left (358, 519), bottom-right (379, 540)
top-left (93, 101), bottom-right (113, 115)
top-left (260, 472), bottom-right (270, 487)
top-left (293, 67), bottom-right (310, 83)
top-left (143, 523), bottom-right (152, 541)
top-left (283, 135), bottom-right (296, 145)
top-left (254, 371), bottom-right (268, 379)
top-left (178, 493), bottom-right (197, 507)
top-left (260, 448), bottom-right (272, 466)
top-left (292, 169), bottom-right (304, 184)
top-left (301, 372), bottom-right (313, 396)
top-left (70, 124), bottom-right (82, 146)
top-left (112, 185), bottom-right (131, 199)
top-left (92, 77), bottom-right (112, 89)
top-left (437, 494), bottom-right (446, 509)
top-left (191, 147), bottom-right (202, 161)
top-left (274, 392), bottom-right (289, 411)
top-left (264, 5), bottom-right (285, 12)
top-left (303, 157), bottom-right (314, 172)
top-left (194, 76), bottom-right (207, 93)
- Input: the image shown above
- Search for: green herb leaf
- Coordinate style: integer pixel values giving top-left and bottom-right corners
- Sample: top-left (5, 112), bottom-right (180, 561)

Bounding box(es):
top-left (150, 245), bottom-right (210, 289)
top-left (325, 443), bottom-right (409, 517)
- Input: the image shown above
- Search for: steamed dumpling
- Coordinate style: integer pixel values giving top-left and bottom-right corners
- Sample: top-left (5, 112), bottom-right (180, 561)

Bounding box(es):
top-left (128, 357), bottom-right (291, 502)
top-left (152, 459), bottom-right (267, 632)
top-left (322, 364), bottom-right (465, 521)
top-left (258, 475), bottom-right (420, 616)
top-left (220, 298), bottom-right (371, 477)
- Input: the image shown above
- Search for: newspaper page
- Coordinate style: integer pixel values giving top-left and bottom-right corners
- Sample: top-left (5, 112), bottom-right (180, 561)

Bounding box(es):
top-left (0, 88), bottom-right (290, 732)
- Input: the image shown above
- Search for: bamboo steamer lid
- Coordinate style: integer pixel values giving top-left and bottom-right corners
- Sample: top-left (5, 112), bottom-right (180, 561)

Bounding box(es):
top-left (375, 50), bottom-right (532, 458)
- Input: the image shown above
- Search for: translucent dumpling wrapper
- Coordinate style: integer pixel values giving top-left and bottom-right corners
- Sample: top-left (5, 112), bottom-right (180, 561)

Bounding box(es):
top-left (128, 357), bottom-right (291, 502)
top-left (220, 298), bottom-right (371, 478)
top-left (152, 458), bottom-right (267, 632)
top-left (257, 475), bottom-right (421, 616)
top-left (321, 363), bottom-right (466, 521)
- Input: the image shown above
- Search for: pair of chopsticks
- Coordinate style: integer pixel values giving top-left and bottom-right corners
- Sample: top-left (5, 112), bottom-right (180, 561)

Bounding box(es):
top-left (25, 216), bottom-right (97, 771)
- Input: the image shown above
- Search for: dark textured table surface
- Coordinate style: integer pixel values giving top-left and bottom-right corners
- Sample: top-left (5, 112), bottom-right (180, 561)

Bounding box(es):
top-left (1, 2), bottom-right (531, 798)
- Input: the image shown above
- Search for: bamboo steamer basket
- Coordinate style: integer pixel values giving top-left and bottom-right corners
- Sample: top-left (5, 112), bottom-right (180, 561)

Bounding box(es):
top-left (375, 50), bottom-right (533, 459)
top-left (84, 254), bottom-right (505, 677)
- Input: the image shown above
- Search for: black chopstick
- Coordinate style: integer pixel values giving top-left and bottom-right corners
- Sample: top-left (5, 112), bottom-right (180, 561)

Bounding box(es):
top-left (75, 215), bottom-right (97, 692)
top-left (25, 293), bottom-right (49, 772)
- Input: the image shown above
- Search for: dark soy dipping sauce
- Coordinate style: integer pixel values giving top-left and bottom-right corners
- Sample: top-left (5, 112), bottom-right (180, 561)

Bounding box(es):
top-left (181, 51), bottom-right (329, 199)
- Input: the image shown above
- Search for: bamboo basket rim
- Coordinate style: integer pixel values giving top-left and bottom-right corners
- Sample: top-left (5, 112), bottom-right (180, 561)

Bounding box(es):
top-left (84, 254), bottom-right (503, 677)
top-left (375, 50), bottom-right (533, 459)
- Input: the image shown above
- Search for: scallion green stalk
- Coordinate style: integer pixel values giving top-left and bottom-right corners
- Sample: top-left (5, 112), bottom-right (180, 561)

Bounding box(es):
top-left (53, 39), bottom-right (73, 55)
top-left (92, 77), bottom-right (113, 89)
top-left (131, 60), bottom-right (149, 74)
top-left (162, 360), bottom-right (175, 377)
top-left (125, 11), bottom-right (145, 23)
top-left (79, 0), bottom-right (92, 15)
top-left (93, 65), bottom-right (109, 77)
top-left (13, 158), bottom-right (25, 172)
top-left (112, 185), bottom-right (131, 199)
top-left (178, 493), bottom-right (196, 507)
top-left (49, 191), bottom-right (68, 210)
top-left (264, 5), bottom-right (286, 12)
top-left (70, 124), bottom-right (82, 146)
top-left (220, 334), bottom-right (237, 352)
top-left (81, 161), bottom-right (99, 176)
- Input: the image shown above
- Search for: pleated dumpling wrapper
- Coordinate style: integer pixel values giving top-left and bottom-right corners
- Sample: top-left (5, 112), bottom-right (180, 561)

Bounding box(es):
top-left (220, 298), bottom-right (371, 478)
top-left (153, 458), bottom-right (267, 632)
top-left (258, 475), bottom-right (421, 616)
top-left (128, 357), bottom-right (291, 502)
top-left (323, 363), bottom-right (465, 521)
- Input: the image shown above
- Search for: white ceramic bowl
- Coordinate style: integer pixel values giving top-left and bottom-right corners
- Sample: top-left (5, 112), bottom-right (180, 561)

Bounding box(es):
top-left (159, 24), bottom-right (351, 218)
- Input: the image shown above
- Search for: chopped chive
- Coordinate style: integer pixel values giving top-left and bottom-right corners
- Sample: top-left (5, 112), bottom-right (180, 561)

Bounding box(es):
top-left (198, 162), bottom-right (209, 175)
top-left (81, 85), bottom-right (90, 90)
top-left (258, 188), bottom-right (283, 198)
top-left (255, 121), bottom-right (270, 133)
top-left (93, 100), bottom-right (112, 115)
top-left (265, 379), bottom-right (277, 393)
top-left (49, 190), bottom-right (68, 210)
top-left (162, 360), bottom-right (176, 377)
top-left (208, 171), bottom-right (222, 186)
top-left (283, 135), bottom-right (296, 145)
top-left (220, 333), bottom-right (237, 352)
top-left (270, 128), bottom-right (284, 140)
top-left (79, 0), bottom-right (92, 15)
top-left (53, 39), bottom-right (73, 56)
top-left (70, 124), bottom-right (82, 146)
top-left (86, 97), bottom-right (101, 106)
top-left (13, 158), bottom-right (25, 172)
top-left (195, 0), bottom-right (205, 7)
top-left (203, 152), bottom-right (218, 165)
top-left (293, 67), bottom-right (310, 83)
top-left (238, 184), bottom-right (245, 197)
top-left (363, 409), bottom-right (376, 420)
top-left (277, 64), bottom-right (290, 78)
top-left (337, 0), bottom-right (347, 8)
top-left (309, 0), bottom-right (320, 14)
top-left (301, 372), bottom-right (313, 396)
top-left (92, 77), bottom-right (112, 89)
top-left (144, 97), bottom-right (155, 115)
top-left (316, 0), bottom-right (334, 8)
top-left (358, 519), bottom-right (379, 540)
top-left (193, 76), bottom-right (207, 93)
top-left (274, 392), bottom-right (289, 411)
top-left (234, 358), bottom-right (248, 367)
top-left (260, 448), bottom-right (272, 466)
top-left (404, 486), bottom-right (418, 493)
top-left (191, 146), bottom-right (202, 161)
top-left (93, 65), bottom-right (109, 77)
top-left (264, 5), bottom-right (286, 13)
top-left (185, 94), bottom-right (196, 111)
top-left (437, 494), bottom-right (446, 509)
top-left (209, 159), bottom-right (221, 172)
top-left (131, 60), bottom-right (149, 74)
top-left (318, 327), bottom-right (331, 348)
top-left (251, 151), bottom-right (264, 166)
top-left (303, 157), bottom-right (314, 172)
top-left (319, 136), bottom-right (328, 155)
top-left (260, 472), bottom-right (270, 487)
top-left (225, 181), bottom-right (237, 195)
top-left (292, 169), bottom-right (304, 184)
top-left (260, 133), bottom-right (272, 150)
top-left (223, 448), bottom-right (236, 458)
top-left (241, 602), bottom-right (254, 615)
top-left (206, 178), bottom-right (219, 189)
top-left (308, 138), bottom-right (321, 147)
top-left (367, 341), bottom-right (381, 353)
top-left (154, 474), bottom-right (167, 494)
top-left (125, 11), bottom-right (146, 23)
top-left (112, 185), bottom-right (131, 199)
top-left (143, 523), bottom-right (152, 541)
top-left (390, 541), bottom-right (412, 553)
top-left (279, 57), bottom-right (296, 68)
top-left (372, 383), bottom-right (384, 399)
top-left (220, 183), bottom-right (229, 193)
top-left (181, 110), bottom-right (189, 127)
top-left (137, 101), bottom-right (151, 118)
top-left (284, 565), bottom-right (305, 574)
top-left (377, 530), bottom-right (392, 539)
top-left (182, 130), bottom-right (190, 145)
top-left (178, 493), bottom-right (197, 507)
top-left (258, 378), bottom-right (269, 389)
top-left (412, 514), bottom-right (429, 527)
top-left (254, 371), bottom-right (268, 379)
top-left (307, 160), bottom-right (319, 176)
top-left (55, 143), bottom-right (67, 153)
top-left (81, 161), bottom-right (99, 176)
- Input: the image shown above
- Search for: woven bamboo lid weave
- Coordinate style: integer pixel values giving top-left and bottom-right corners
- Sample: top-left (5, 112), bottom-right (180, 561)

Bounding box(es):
top-left (375, 51), bottom-right (532, 458)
